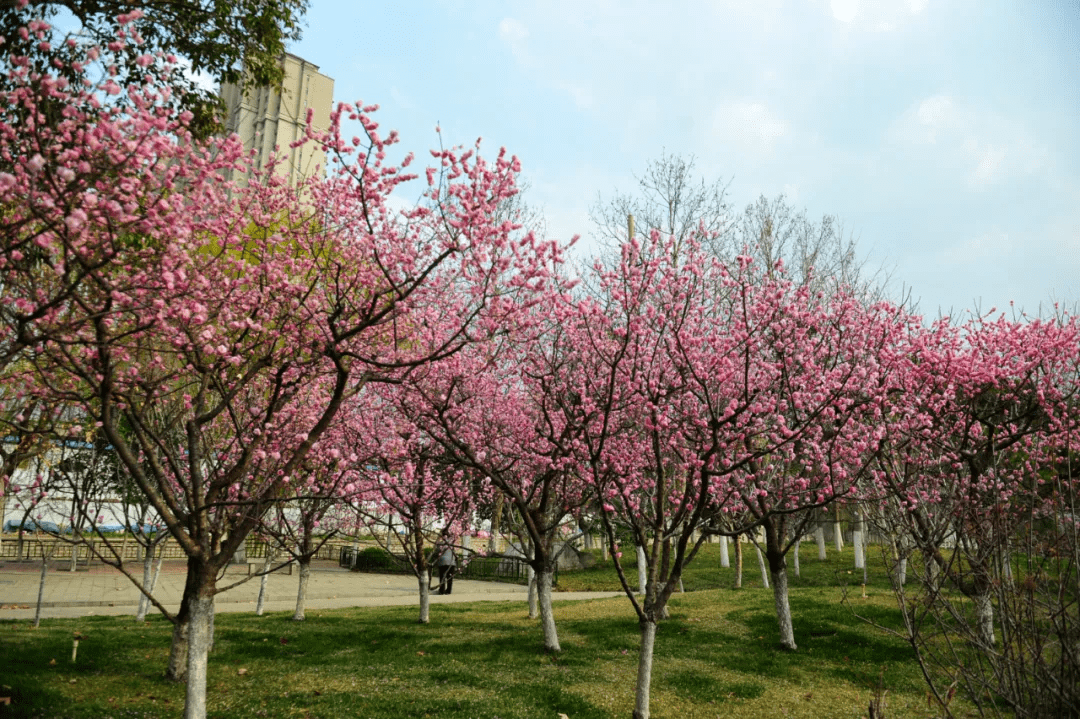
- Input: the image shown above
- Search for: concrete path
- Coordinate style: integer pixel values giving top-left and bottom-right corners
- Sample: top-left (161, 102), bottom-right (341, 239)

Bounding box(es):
top-left (0, 559), bottom-right (622, 621)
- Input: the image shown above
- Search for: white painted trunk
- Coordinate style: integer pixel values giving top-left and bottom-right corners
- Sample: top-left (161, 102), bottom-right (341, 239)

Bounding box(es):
top-left (815, 525), bottom-right (827, 560)
top-left (70, 541), bottom-right (78, 572)
top-left (718, 535), bottom-right (729, 568)
top-left (632, 620), bottom-right (657, 719)
top-left (896, 557), bottom-right (907, 586)
top-left (793, 539), bottom-right (801, 578)
top-left (527, 566), bottom-right (538, 619)
top-left (771, 565), bottom-right (797, 650)
top-left (755, 544), bottom-right (769, 589)
top-left (734, 538), bottom-right (743, 589)
top-left (1001, 551), bottom-right (1013, 586)
top-left (834, 521), bottom-right (844, 551)
top-left (255, 551), bottom-right (272, 616)
top-left (601, 541), bottom-right (608, 562)
top-left (537, 568), bottom-right (561, 652)
top-left (33, 554), bottom-right (48, 628)
top-left (183, 596), bottom-right (213, 719)
top-left (974, 592), bottom-right (996, 647)
top-left (135, 545), bottom-right (155, 622)
top-left (853, 510), bottom-right (865, 569)
top-left (292, 560), bottom-right (310, 621)
top-left (418, 569), bottom-right (430, 624)
top-left (636, 545), bottom-right (647, 595)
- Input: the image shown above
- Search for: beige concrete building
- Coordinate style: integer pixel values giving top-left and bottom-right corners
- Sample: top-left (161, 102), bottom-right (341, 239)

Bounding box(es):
top-left (219, 53), bottom-right (335, 186)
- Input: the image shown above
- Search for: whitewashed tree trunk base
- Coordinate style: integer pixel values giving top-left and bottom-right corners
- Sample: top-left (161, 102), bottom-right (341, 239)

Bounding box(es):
top-left (633, 620), bottom-right (657, 719)
top-left (418, 569), bottom-right (430, 624)
top-left (184, 596), bottom-right (213, 719)
top-left (815, 525), bottom-right (827, 560)
top-left (636, 546), bottom-right (647, 595)
top-left (537, 569), bottom-right (561, 652)
top-left (718, 535), bottom-right (729, 568)
top-left (771, 567), bottom-right (797, 651)
top-left (292, 561), bottom-right (310, 621)
top-left (527, 566), bottom-right (538, 619)
top-left (974, 591), bottom-right (996, 647)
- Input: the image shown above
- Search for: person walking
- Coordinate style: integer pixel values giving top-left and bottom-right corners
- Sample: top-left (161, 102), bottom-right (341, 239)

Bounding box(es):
top-left (435, 547), bottom-right (456, 595)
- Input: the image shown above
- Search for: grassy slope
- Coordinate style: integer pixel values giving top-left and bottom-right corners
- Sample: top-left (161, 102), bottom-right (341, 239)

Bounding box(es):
top-left (0, 543), bottom-right (962, 718)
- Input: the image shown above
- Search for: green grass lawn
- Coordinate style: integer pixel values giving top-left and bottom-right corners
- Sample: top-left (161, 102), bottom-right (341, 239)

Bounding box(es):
top-left (0, 542), bottom-right (963, 718)
top-left (557, 539), bottom-right (904, 594)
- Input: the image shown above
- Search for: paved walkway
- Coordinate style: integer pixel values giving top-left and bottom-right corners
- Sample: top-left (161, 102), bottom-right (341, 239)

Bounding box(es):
top-left (0, 559), bottom-right (622, 620)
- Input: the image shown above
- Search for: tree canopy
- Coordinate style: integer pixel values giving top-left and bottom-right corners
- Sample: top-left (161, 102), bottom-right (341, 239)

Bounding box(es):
top-left (0, 0), bottom-right (309, 136)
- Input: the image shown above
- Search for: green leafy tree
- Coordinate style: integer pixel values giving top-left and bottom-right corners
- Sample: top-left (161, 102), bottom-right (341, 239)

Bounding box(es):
top-left (0, 0), bottom-right (309, 136)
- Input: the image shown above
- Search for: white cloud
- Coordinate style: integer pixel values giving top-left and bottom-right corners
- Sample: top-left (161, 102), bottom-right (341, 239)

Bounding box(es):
top-left (890, 94), bottom-right (1046, 190)
top-left (916, 95), bottom-right (955, 129)
top-left (497, 15), bottom-right (594, 110)
top-left (557, 82), bottom-right (593, 110)
top-left (389, 86), bottom-right (413, 110)
top-left (498, 17), bottom-right (530, 63)
top-left (969, 146), bottom-right (1007, 187)
top-left (712, 100), bottom-right (788, 153)
top-left (831, 0), bottom-right (860, 23)
top-left (828, 0), bottom-right (928, 30)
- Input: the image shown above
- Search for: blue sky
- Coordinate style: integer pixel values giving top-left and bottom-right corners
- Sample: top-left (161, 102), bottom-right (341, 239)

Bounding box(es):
top-left (292, 1), bottom-right (1079, 316)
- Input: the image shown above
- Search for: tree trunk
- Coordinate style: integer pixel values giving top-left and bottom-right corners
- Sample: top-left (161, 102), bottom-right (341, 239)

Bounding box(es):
top-left (33, 554), bottom-right (48, 628)
top-left (853, 509), bottom-right (865, 570)
top-left (632, 619), bottom-right (658, 719)
top-left (636, 545), bottom-right (647, 595)
top-left (135, 544), bottom-right (155, 622)
top-left (292, 558), bottom-right (310, 621)
top-left (536, 567), bottom-right (560, 652)
top-left (166, 613), bottom-right (189, 681)
top-left (527, 565), bottom-right (538, 619)
top-left (834, 519), bottom-right (844, 551)
top-left (974, 591), bottom-right (996, 647)
top-left (793, 538), bottom-right (801, 578)
top-left (718, 534), bottom-right (729, 568)
top-left (755, 543), bottom-right (769, 589)
top-left (417, 569), bottom-right (431, 624)
top-left (488, 492), bottom-right (504, 554)
top-left (815, 524), bottom-right (827, 560)
top-left (895, 556), bottom-right (907, 587)
top-left (69, 538), bottom-right (78, 572)
top-left (770, 563), bottom-right (797, 650)
top-left (734, 536), bottom-right (743, 589)
top-left (167, 562), bottom-right (204, 682)
top-left (184, 595), bottom-right (214, 719)
top-left (255, 549), bottom-right (273, 616)
top-left (758, 530), bottom-right (797, 651)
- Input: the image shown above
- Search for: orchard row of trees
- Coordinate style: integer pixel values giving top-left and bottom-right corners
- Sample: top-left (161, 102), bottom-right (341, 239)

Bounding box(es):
top-left (1, 14), bottom-right (1077, 719)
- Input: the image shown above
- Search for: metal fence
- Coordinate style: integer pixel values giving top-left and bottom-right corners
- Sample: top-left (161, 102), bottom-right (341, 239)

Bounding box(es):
top-left (0, 536), bottom-right (355, 562)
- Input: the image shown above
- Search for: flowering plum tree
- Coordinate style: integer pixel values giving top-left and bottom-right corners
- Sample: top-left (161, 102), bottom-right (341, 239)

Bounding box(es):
top-left (864, 309), bottom-right (1080, 716)
top-left (399, 285), bottom-right (594, 652)
top-left (339, 387), bottom-right (476, 625)
top-left (563, 231), bottom-right (900, 718)
top-left (0, 16), bottom-right (560, 719)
